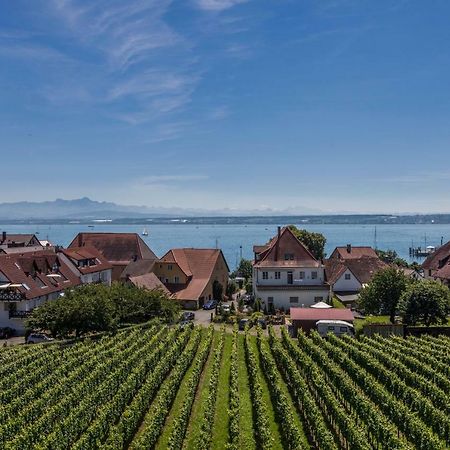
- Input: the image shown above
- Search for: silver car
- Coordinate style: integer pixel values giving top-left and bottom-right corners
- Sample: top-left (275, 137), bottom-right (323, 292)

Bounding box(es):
top-left (26, 333), bottom-right (54, 344)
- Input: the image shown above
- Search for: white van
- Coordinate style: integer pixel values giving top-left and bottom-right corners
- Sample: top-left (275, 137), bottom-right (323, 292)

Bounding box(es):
top-left (316, 320), bottom-right (354, 337)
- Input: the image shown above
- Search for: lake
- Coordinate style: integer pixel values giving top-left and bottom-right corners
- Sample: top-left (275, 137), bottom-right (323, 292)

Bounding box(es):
top-left (2, 222), bottom-right (449, 269)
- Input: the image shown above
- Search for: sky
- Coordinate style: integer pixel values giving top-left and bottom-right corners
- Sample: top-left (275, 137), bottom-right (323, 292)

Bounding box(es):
top-left (1, 0), bottom-right (450, 214)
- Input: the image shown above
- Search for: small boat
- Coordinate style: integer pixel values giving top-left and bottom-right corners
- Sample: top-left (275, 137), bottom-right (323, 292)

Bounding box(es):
top-left (142, 228), bottom-right (149, 236)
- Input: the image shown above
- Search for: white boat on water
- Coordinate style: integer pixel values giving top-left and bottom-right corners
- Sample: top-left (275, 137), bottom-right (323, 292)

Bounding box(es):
top-left (142, 228), bottom-right (149, 236)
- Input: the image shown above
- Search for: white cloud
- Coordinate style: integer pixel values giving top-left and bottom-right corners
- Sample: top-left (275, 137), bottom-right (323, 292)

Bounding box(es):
top-left (194, 0), bottom-right (249, 12)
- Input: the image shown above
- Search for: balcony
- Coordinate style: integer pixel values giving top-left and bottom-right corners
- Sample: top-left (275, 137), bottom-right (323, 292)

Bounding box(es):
top-left (9, 310), bottom-right (32, 319)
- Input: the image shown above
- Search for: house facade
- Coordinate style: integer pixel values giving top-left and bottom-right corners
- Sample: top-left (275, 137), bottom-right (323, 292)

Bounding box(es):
top-left (68, 232), bottom-right (158, 281)
top-left (60, 247), bottom-right (112, 285)
top-left (0, 250), bottom-right (81, 333)
top-left (153, 248), bottom-right (229, 309)
top-left (253, 227), bottom-right (330, 311)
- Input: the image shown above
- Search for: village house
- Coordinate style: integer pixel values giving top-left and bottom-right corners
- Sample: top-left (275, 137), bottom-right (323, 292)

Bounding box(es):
top-left (0, 232), bottom-right (45, 254)
top-left (68, 232), bottom-right (158, 281)
top-left (253, 227), bottom-right (330, 311)
top-left (153, 248), bottom-right (229, 309)
top-left (325, 245), bottom-right (387, 307)
top-left (422, 241), bottom-right (450, 279)
top-left (0, 250), bottom-right (81, 333)
top-left (60, 247), bottom-right (113, 286)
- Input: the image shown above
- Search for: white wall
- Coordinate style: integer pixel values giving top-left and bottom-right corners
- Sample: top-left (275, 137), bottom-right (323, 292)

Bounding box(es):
top-left (254, 287), bottom-right (330, 311)
top-left (253, 267), bottom-right (326, 286)
top-left (332, 269), bottom-right (361, 292)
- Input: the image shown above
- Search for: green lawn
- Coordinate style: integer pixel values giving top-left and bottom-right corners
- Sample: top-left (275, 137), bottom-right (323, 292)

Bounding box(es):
top-left (210, 333), bottom-right (233, 449)
top-left (354, 315), bottom-right (391, 334)
top-left (331, 296), bottom-right (346, 308)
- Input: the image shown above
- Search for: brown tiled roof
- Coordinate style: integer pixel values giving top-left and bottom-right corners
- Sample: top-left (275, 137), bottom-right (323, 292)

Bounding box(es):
top-left (120, 259), bottom-right (156, 279)
top-left (422, 241), bottom-right (450, 271)
top-left (325, 256), bottom-right (387, 285)
top-left (0, 233), bottom-right (38, 246)
top-left (254, 227), bottom-right (320, 268)
top-left (434, 263), bottom-right (450, 281)
top-left (290, 307), bottom-right (354, 322)
top-left (129, 272), bottom-right (171, 295)
top-left (68, 233), bottom-right (157, 265)
top-left (160, 248), bottom-right (229, 301)
top-left (61, 247), bottom-right (112, 275)
top-left (0, 250), bottom-right (81, 300)
top-left (331, 246), bottom-right (378, 260)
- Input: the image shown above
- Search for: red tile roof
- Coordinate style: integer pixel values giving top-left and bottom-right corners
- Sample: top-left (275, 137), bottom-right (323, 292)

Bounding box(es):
top-left (434, 263), bottom-right (450, 281)
top-left (254, 227), bottom-right (320, 268)
top-left (68, 233), bottom-right (157, 265)
top-left (290, 307), bottom-right (354, 322)
top-left (61, 247), bottom-right (112, 275)
top-left (331, 246), bottom-right (378, 260)
top-left (129, 272), bottom-right (171, 295)
top-left (0, 250), bottom-right (81, 300)
top-left (422, 241), bottom-right (450, 271)
top-left (0, 233), bottom-right (39, 246)
top-left (160, 248), bottom-right (229, 300)
top-left (325, 256), bottom-right (387, 285)
top-left (120, 259), bottom-right (156, 279)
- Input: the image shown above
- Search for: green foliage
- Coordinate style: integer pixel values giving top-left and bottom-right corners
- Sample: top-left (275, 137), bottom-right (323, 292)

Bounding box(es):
top-left (358, 267), bottom-right (409, 323)
top-left (26, 282), bottom-right (180, 338)
top-left (234, 258), bottom-right (253, 280)
top-left (212, 280), bottom-right (224, 301)
top-left (398, 280), bottom-right (450, 326)
top-left (226, 280), bottom-right (237, 299)
top-left (287, 225), bottom-right (326, 260)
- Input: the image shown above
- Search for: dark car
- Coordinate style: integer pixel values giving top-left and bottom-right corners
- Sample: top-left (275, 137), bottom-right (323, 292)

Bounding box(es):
top-left (179, 320), bottom-right (194, 329)
top-left (181, 311), bottom-right (195, 321)
top-left (0, 327), bottom-right (15, 339)
top-left (203, 300), bottom-right (217, 310)
top-left (239, 318), bottom-right (251, 331)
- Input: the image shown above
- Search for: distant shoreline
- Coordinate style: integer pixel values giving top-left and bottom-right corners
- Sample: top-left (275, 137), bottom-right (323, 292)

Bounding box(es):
top-left (1, 214), bottom-right (450, 225)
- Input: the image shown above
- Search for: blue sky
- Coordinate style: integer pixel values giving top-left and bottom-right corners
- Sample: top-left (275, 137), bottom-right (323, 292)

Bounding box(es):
top-left (1, 0), bottom-right (450, 214)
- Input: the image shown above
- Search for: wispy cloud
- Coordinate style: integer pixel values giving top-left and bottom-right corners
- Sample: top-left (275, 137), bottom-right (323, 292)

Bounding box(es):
top-left (141, 174), bottom-right (209, 184)
top-left (194, 0), bottom-right (249, 12)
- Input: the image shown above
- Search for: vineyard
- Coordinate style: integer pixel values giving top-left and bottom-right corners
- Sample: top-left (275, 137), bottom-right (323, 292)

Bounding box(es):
top-left (0, 322), bottom-right (449, 450)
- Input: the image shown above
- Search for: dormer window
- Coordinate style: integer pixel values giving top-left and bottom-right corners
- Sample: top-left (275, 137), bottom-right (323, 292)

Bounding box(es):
top-left (284, 253), bottom-right (294, 261)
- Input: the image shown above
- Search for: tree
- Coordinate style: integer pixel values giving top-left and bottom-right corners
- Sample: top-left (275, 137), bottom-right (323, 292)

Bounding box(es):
top-left (226, 280), bottom-right (237, 299)
top-left (236, 258), bottom-right (253, 280)
top-left (376, 249), bottom-right (410, 268)
top-left (288, 225), bottom-right (326, 260)
top-left (358, 267), bottom-right (409, 323)
top-left (26, 283), bottom-right (180, 337)
top-left (212, 280), bottom-right (224, 301)
top-left (398, 280), bottom-right (450, 326)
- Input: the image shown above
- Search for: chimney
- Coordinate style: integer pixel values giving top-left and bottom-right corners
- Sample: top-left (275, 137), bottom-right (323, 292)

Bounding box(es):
top-left (1, 231), bottom-right (6, 243)
top-left (275, 226), bottom-right (281, 261)
top-left (346, 244), bottom-right (352, 254)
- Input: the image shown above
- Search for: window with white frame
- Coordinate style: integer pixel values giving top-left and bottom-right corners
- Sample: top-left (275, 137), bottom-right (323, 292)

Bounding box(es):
top-left (262, 271), bottom-right (268, 280)
top-left (311, 271), bottom-right (318, 280)
top-left (274, 271), bottom-right (281, 279)
top-left (299, 271), bottom-right (305, 279)
top-left (345, 273), bottom-right (351, 280)
top-left (289, 296), bottom-right (299, 303)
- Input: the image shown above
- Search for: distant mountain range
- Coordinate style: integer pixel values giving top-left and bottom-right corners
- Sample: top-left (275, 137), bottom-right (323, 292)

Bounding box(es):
top-left (0, 197), bottom-right (325, 220)
top-left (0, 197), bottom-right (449, 224)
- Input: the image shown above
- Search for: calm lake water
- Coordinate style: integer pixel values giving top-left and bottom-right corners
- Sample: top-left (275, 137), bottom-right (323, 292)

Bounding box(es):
top-left (2, 223), bottom-right (449, 269)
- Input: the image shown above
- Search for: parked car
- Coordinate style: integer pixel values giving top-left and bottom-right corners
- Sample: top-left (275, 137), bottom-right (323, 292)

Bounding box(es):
top-left (316, 320), bottom-right (354, 338)
top-left (179, 320), bottom-right (194, 329)
top-left (203, 300), bottom-right (217, 310)
top-left (181, 311), bottom-right (195, 321)
top-left (239, 318), bottom-right (252, 331)
top-left (221, 304), bottom-right (231, 314)
top-left (26, 333), bottom-right (54, 344)
top-left (0, 327), bottom-right (15, 339)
